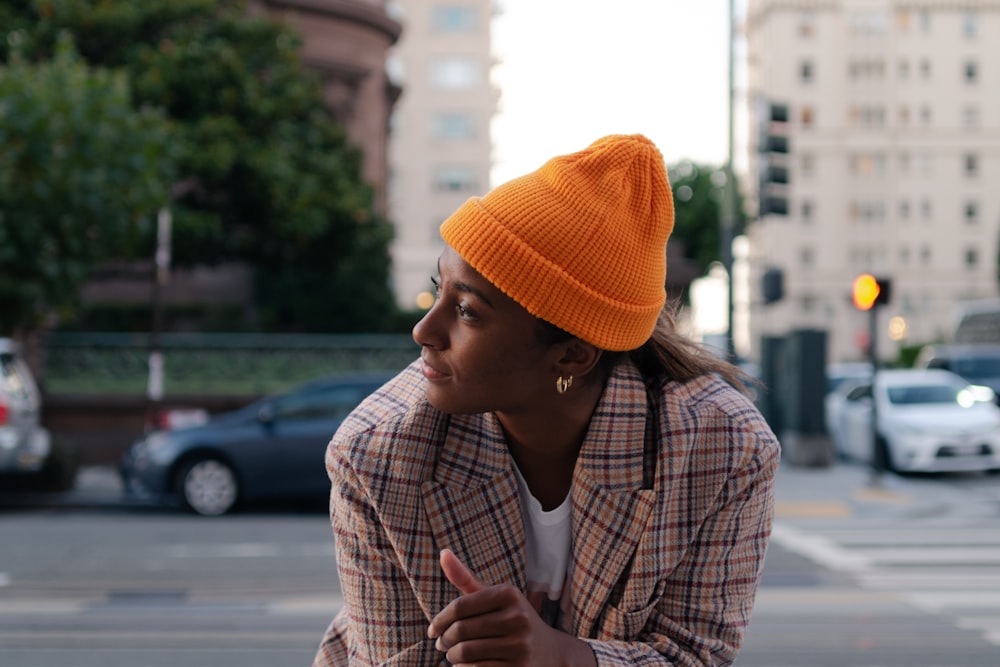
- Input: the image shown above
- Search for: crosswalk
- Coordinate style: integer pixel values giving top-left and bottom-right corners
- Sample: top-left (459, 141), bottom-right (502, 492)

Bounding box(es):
top-left (771, 521), bottom-right (1000, 647)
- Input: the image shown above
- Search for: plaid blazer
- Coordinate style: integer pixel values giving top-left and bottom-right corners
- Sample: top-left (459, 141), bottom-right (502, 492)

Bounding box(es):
top-left (313, 359), bottom-right (779, 666)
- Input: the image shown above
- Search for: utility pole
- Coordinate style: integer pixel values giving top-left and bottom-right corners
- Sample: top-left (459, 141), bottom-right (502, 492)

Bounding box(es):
top-left (722, 0), bottom-right (738, 361)
top-left (147, 207), bottom-right (171, 428)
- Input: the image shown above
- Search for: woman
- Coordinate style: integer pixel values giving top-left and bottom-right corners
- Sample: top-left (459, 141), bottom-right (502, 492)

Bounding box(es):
top-left (314, 134), bottom-right (780, 666)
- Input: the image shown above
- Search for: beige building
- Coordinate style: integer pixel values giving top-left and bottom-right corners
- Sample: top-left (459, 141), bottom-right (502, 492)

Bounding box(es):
top-left (745, 0), bottom-right (1000, 363)
top-left (386, 0), bottom-right (499, 310)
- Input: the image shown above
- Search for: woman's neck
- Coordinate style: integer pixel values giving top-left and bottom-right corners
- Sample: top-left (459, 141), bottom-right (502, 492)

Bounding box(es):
top-left (497, 378), bottom-right (604, 510)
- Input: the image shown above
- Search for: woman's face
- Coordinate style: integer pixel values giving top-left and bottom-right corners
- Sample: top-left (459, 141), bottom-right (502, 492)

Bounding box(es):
top-left (412, 245), bottom-right (563, 416)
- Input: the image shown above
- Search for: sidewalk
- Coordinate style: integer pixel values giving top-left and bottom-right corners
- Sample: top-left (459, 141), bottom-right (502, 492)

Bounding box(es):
top-left (773, 459), bottom-right (991, 522)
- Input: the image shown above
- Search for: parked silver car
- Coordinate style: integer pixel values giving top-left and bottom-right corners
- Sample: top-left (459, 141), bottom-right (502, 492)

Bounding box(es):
top-left (0, 338), bottom-right (51, 474)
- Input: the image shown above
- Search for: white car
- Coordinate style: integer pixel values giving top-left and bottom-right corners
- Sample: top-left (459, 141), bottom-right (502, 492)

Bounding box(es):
top-left (830, 368), bottom-right (1000, 473)
top-left (0, 338), bottom-right (51, 475)
top-left (824, 362), bottom-right (873, 451)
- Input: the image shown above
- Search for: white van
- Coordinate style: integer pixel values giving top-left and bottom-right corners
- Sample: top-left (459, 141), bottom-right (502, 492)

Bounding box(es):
top-left (0, 338), bottom-right (51, 474)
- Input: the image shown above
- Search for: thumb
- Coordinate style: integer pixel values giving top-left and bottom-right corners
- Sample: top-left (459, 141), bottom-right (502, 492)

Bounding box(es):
top-left (440, 549), bottom-right (484, 595)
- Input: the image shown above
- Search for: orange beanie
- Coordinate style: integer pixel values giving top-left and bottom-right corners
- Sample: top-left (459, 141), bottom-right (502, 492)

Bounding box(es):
top-left (440, 134), bottom-right (674, 351)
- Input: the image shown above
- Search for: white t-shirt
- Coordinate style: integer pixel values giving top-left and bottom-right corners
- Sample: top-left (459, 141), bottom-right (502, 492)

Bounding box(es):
top-left (512, 463), bottom-right (573, 631)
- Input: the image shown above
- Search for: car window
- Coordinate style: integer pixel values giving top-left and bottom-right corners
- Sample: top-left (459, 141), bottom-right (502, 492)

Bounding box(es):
top-left (271, 385), bottom-right (369, 421)
top-left (887, 384), bottom-right (959, 405)
top-left (845, 385), bottom-right (872, 401)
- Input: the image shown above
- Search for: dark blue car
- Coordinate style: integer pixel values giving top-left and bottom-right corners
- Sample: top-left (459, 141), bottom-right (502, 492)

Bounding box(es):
top-left (120, 372), bottom-right (395, 515)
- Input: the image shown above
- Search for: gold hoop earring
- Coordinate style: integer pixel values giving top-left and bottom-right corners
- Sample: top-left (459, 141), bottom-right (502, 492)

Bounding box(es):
top-left (555, 375), bottom-right (573, 395)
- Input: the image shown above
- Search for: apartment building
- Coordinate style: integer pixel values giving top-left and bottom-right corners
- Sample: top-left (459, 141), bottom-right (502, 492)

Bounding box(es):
top-left (745, 0), bottom-right (1000, 363)
top-left (386, 1), bottom-right (498, 310)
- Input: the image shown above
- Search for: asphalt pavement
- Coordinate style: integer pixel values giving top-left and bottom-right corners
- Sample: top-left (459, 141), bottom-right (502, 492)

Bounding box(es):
top-left (0, 456), bottom-right (985, 519)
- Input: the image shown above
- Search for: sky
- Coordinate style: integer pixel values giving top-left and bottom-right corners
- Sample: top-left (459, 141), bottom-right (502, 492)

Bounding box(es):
top-left (490, 1), bottom-right (748, 187)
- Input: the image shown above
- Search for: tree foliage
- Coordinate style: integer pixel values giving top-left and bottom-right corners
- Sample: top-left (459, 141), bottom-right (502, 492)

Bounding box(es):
top-left (1, 0), bottom-right (397, 333)
top-left (0, 34), bottom-right (174, 334)
top-left (668, 161), bottom-right (748, 277)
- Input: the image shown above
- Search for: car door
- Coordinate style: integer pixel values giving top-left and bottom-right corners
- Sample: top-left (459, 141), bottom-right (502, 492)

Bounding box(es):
top-left (252, 382), bottom-right (377, 498)
top-left (839, 384), bottom-right (874, 462)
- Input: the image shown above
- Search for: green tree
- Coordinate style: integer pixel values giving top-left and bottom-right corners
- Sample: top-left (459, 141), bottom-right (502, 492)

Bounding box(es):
top-left (2, 0), bottom-right (397, 333)
top-left (0, 35), bottom-right (174, 335)
top-left (668, 161), bottom-right (748, 277)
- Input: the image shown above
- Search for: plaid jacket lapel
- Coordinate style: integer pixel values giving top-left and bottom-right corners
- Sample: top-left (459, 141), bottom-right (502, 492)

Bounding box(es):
top-left (568, 363), bottom-right (657, 637)
top-left (420, 412), bottom-right (527, 595)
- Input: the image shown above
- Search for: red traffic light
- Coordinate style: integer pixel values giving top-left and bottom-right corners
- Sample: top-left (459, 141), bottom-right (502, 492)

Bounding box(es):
top-left (853, 274), bottom-right (880, 311)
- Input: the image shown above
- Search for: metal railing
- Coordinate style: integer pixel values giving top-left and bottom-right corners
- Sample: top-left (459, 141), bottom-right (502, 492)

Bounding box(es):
top-left (42, 332), bottom-right (419, 396)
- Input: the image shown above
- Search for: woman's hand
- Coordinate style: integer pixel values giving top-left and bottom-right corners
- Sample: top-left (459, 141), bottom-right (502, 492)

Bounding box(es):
top-left (428, 549), bottom-right (596, 667)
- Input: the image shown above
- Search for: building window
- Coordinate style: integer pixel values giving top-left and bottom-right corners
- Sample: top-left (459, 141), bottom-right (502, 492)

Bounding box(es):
top-left (800, 152), bottom-right (815, 177)
top-left (801, 106), bottom-right (815, 127)
top-left (919, 105), bottom-right (932, 125)
top-left (965, 248), bottom-right (979, 269)
top-left (919, 152), bottom-right (933, 176)
top-left (963, 11), bottom-right (977, 38)
top-left (964, 106), bottom-right (980, 128)
top-left (965, 61), bottom-right (979, 83)
top-left (800, 60), bottom-right (814, 83)
top-left (920, 59), bottom-right (931, 79)
top-left (919, 10), bottom-right (931, 33)
top-left (921, 245), bottom-right (932, 264)
top-left (965, 201), bottom-right (979, 223)
top-left (899, 200), bottom-right (910, 220)
top-left (899, 105), bottom-right (911, 125)
top-left (896, 9), bottom-right (910, 32)
top-left (801, 246), bottom-right (814, 267)
top-left (432, 165), bottom-right (478, 192)
top-left (429, 57), bottom-right (481, 89)
top-left (431, 5), bottom-right (479, 32)
top-left (920, 199), bottom-right (932, 220)
top-left (801, 200), bottom-right (814, 222)
top-left (900, 246), bottom-right (910, 264)
top-left (432, 113), bottom-right (477, 140)
top-left (799, 11), bottom-right (816, 37)
top-left (898, 60), bottom-right (909, 79)
top-left (965, 153), bottom-right (979, 177)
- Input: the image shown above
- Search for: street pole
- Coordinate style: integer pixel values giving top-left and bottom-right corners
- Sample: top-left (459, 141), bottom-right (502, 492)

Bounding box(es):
top-left (147, 207), bottom-right (171, 430)
top-left (868, 306), bottom-right (883, 485)
top-left (722, 0), bottom-right (737, 361)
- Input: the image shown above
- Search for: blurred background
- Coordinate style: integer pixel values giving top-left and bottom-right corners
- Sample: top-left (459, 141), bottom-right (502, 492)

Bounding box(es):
top-left (1, 2), bottom-right (1000, 665)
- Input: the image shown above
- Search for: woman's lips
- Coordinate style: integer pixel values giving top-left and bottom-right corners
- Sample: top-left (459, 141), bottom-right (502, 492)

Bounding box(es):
top-left (421, 359), bottom-right (449, 381)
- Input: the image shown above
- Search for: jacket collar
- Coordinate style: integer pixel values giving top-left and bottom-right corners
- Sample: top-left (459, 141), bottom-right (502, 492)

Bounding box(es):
top-left (420, 362), bottom-right (657, 634)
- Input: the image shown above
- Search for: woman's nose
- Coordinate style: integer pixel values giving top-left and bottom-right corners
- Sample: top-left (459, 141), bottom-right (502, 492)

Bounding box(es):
top-left (412, 302), bottom-right (444, 349)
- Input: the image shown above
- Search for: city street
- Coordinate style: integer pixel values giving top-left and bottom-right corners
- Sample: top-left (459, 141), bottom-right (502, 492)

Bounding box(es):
top-left (1, 462), bottom-right (999, 666)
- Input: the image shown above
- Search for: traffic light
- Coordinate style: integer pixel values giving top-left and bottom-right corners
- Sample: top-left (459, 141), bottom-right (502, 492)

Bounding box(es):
top-left (852, 274), bottom-right (892, 310)
top-left (757, 100), bottom-right (790, 217)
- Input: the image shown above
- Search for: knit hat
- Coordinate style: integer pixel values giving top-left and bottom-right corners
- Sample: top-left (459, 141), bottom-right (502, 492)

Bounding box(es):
top-left (440, 134), bottom-right (674, 351)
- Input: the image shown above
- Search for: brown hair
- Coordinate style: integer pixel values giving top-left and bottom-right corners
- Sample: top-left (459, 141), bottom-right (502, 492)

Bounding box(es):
top-left (537, 300), bottom-right (754, 395)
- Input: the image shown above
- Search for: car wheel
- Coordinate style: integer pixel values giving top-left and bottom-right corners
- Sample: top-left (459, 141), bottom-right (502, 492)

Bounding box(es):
top-left (177, 458), bottom-right (239, 516)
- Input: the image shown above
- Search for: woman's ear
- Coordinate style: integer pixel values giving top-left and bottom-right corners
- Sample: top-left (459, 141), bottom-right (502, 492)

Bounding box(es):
top-left (556, 339), bottom-right (603, 379)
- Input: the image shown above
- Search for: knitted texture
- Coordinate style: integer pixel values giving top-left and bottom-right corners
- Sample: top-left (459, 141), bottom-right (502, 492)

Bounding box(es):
top-left (440, 134), bottom-right (674, 351)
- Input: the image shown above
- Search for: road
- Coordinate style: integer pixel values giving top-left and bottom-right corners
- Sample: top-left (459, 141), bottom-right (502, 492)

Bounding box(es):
top-left (0, 462), bottom-right (998, 666)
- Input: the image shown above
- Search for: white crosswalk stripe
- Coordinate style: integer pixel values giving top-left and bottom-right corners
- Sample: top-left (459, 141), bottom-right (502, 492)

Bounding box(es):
top-left (771, 522), bottom-right (1000, 647)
